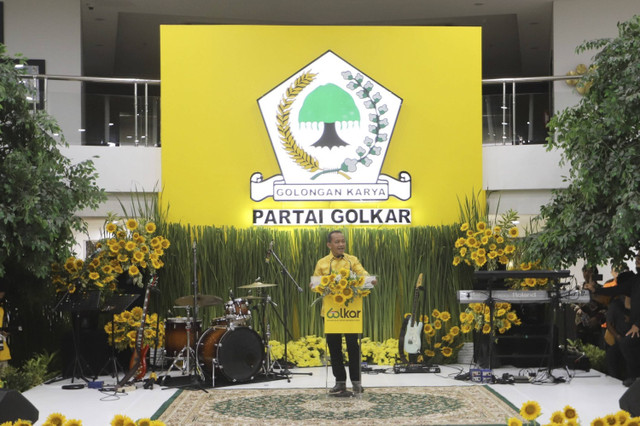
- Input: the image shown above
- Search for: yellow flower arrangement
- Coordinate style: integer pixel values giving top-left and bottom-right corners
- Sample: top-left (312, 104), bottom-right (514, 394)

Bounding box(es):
top-left (104, 308), bottom-right (165, 352)
top-left (415, 308), bottom-right (469, 365)
top-left (507, 403), bottom-right (637, 426)
top-left (313, 269), bottom-right (371, 306)
top-left (506, 260), bottom-right (551, 290)
top-left (52, 214), bottom-right (170, 294)
top-left (453, 210), bottom-right (520, 270)
top-left (461, 302), bottom-right (521, 335)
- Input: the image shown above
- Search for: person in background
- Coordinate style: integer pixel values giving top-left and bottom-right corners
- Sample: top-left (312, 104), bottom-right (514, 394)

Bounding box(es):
top-left (0, 281), bottom-right (11, 371)
top-left (311, 230), bottom-right (374, 395)
top-left (575, 265), bottom-right (607, 347)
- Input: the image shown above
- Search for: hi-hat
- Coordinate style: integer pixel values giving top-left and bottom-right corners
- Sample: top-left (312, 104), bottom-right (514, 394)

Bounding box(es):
top-left (238, 282), bottom-right (277, 289)
top-left (174, 294), bottom-right (223, 307)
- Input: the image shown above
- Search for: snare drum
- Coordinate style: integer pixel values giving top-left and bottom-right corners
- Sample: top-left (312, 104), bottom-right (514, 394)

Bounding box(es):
top-left (196, 326), bottom-right (263, 382)
top-left (164, 317), bottom-right (202, 358)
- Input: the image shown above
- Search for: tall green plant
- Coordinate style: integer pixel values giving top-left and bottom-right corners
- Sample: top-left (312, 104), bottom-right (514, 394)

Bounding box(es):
top-left (531, 15), bottom-right (640, 267)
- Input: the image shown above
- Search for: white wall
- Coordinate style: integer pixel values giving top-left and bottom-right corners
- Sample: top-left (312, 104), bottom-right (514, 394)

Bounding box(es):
top-left (3, 0), bottom-right (83, 144)
top-left (553, 0), bottom-right (640, 112)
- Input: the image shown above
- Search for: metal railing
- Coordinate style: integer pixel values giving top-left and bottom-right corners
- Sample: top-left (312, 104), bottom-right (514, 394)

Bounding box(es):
top-left (21, 73), bottom-right (580, 147)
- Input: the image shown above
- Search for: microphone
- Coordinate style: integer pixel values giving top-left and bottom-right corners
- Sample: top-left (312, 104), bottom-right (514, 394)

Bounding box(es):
top-left (265, 241), bottom-right (274, 263)
top-left (229, 288), bottom-right (234, 300)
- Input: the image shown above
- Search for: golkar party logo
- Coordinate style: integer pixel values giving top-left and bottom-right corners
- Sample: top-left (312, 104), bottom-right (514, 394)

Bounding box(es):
top-left (251, 51), bottom-right (410, 203)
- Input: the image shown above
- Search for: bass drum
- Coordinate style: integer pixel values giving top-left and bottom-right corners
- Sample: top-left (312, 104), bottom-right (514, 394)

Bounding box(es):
top-left (196, 326), bottom-right (263, 382)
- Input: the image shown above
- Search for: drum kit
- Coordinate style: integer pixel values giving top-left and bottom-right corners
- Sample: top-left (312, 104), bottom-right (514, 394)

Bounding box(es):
top-left (160, 281), bottom-right (281, 385)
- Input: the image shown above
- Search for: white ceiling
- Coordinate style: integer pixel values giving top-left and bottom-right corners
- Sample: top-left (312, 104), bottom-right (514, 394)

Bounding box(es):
top-left (81, 0), bottom-right (553, 79)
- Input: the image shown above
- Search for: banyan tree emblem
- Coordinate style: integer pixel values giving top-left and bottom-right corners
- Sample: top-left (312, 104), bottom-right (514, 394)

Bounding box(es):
top-left (251, 50), bottom-right (410, 202)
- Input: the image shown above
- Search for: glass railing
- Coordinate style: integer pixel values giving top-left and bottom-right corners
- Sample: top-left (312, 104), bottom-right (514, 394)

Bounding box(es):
top-left (20, 73), bottom-right (578, 147)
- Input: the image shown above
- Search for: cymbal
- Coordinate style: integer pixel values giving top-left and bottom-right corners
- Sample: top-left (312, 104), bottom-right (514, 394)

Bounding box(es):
top-left (244, 295), bottom-right (269, 300)
top-left (174, 294), bottom-right (224, 307)
top-left (238, 282), bottom-right (277, 289)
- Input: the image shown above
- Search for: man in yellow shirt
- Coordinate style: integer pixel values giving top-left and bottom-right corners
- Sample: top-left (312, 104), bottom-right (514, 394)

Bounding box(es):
top-left (312, 230), bottom-right (371, 395)
top-left (0, 283), bottom-right (10, 371)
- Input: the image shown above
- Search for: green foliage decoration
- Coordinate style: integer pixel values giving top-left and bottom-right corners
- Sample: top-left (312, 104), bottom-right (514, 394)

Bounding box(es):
top-left (0, 351), bottom-right (58, 392)
top-left (0, 45), bottom-right (106, 280)
top-left (530, 15), bottom-right (640, 267)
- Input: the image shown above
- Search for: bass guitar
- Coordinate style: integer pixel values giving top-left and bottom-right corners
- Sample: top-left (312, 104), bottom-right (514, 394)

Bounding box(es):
top-left (402, 273), bottom-right (424, 355)
top-left (118, 274), bottom-right (158, 386)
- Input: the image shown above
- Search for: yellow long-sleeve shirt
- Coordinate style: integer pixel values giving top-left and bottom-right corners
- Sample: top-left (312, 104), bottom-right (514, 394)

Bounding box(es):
top-left (0, 306), bottom-right (11, 362)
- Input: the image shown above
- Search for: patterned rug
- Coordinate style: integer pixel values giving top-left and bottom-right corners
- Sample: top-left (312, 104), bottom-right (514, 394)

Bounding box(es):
top-left (153, 386), bottom-right (522, 425)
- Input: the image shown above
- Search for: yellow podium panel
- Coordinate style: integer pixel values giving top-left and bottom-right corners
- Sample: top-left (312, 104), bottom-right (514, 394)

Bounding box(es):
top-left (324, 296), bottom-right (363, 334)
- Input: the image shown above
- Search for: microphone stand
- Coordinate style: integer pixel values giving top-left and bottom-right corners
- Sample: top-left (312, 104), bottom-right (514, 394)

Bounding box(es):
top-left (267, 244), bottom-right (313, 380)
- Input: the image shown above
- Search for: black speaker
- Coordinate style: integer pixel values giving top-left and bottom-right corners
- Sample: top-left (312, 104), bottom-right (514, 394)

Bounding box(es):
top-left (0, 389), bottom-right (39, 423)
top-left (620, 379), bottom-right (640, 416)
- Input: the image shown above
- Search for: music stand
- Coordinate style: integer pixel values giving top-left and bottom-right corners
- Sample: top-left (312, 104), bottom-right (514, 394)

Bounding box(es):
top-left (58, 290), bottom-right (101, 383)
top-left (98, 294), bottom-right (140, 383)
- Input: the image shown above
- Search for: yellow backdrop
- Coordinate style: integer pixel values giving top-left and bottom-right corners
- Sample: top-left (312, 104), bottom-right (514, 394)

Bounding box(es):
top-left (160, 25), bottom-right (482, 227)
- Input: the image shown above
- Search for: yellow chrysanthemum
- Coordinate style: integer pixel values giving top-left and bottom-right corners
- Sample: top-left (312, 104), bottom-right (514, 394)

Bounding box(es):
top-left (128, 265), bottom-right (140, 276)
top-left (508, 227), bottom-right (519, 237)
top-left (460, 223), bottom-right (469, 231)
top-left (507, 417), bottom-right (522, 426)
top-left (45, 412), bottom-right (67, 426)
top-left (440, 311), bottom-right (451, 322)
top-left (126, 218), bottom-right (138, 230)
top-left (520, 400), bottom-right (541, 421)
top-left (482, 323), bottom-right (491, 334)
top-left (441, 346), bottom-right (453, 357)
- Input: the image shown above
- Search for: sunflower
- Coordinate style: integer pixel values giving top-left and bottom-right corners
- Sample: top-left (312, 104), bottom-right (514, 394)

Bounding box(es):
top-left (161, 239), bottom-right (171, 249)
top-left (423, 323), bottom-right (434, 334)
top-left (145, 222), bottom-right (157, 233)
top-left (110, 415), bottom-right (132, 426)
top-left (339, 269), bottom-right (349, 278)
top-left (604, 415), bottom-right (617, 425)
top-left (520, 400), bottom-right (541, 421)
top-left (333, 293), bottom-right (345, 305)
top-left (131, 306), bottom-right (143, 320)
top-left (461, 324), bottom-right (472, 333)
top-left (475, 256), bottom-right (487, 267)
top-left (626, 419), bottom-right (640, 426)
top-left (88, 272), bottom-right (100, 280)
top-left (455, 237), bottom-right (466, 248)
top-left (126, 218), bottom-right (138, 230)
top-left (459, 312), bottom-right (468, 322)
top-left (434, 319), bottom-right (442, 330)
top-left (466, 237), bottom-right (477, 247)
top-left (125, 241), bottom-right (137, 252)
top-left (338, 278), bottom-right (348, 288)
top-left (616, 411), bottom-right (630, 425)
top-left (45, 413), bottom-right (67, 426)
top-left (505, 245), bottom-right (516, 254)
top-left (439, 311), bottom-right (451, 322)
top-left (452, 256), bottom-right (461, 266)
top-left (488, 251), bottom-right (498, 259)
top-left (460, 223), bottom-right (469, 231)
top-left (507, 417), bottom-right (522, 426)
top-left (424, 349), bottom-right (435, 357)
top-left (128, 265), bottom-right (140, 276)
top-left (342, 286), bottom-right (354, 299)
top-left (441, 346), bottom-right (453, 357)
top-left (106, 222), bottom-right (118, 233)
top-left (450, 326), bottom-right (460, 336)
top-left (481, 236), bottom-right (489, 245)
top-left (549, 411), bottom-right (565, 424)
top-left (482, 323), bottom-right (491, 334)
top-left (591, 418), bottom-right (605, 426)
top-left (137, 419), bottom-right (153, 426)
top-left (459, 247), bottom-right (467, 257)
top-left (133, 251), bottom-right (145, 262)
top-left (508, 227), bottom-right (519, 237)
top-left (476, 221), bottom-right (487, 231)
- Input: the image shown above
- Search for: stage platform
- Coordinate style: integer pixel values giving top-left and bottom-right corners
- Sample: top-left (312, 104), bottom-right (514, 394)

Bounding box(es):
top-left (22, 364), bottom-right (628, 425)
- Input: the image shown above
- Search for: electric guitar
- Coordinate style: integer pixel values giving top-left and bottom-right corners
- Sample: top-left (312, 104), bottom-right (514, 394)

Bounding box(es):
top-left (403, 273), bottom-right (424, 355)
top-left (118, 274), bottom-right (157, 386)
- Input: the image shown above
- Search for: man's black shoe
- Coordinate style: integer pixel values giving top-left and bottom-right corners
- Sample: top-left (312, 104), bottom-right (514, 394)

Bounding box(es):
top-left (329, 382), bottom-right (347, 394)
top-left (623, 377), bottom-right (637, 387)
